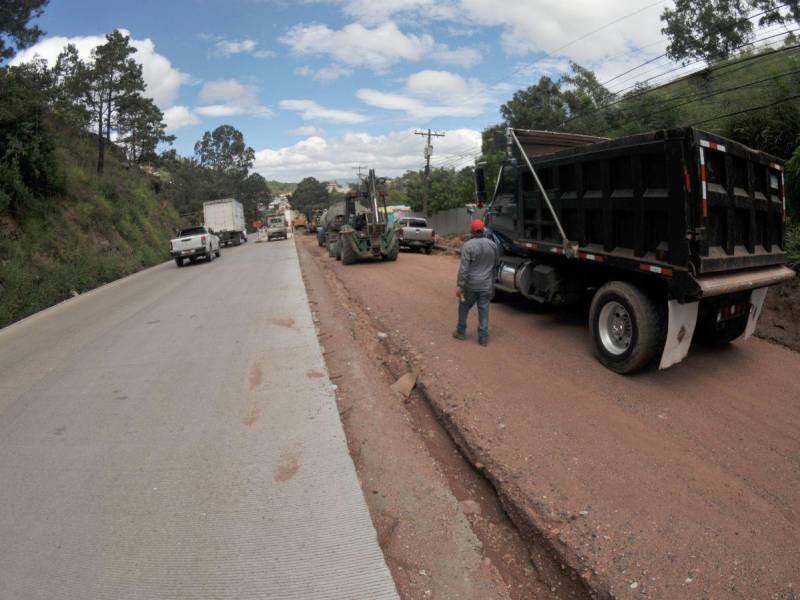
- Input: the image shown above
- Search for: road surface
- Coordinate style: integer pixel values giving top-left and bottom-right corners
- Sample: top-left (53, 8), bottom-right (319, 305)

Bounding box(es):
top-left (0, 239), bottom-right (397, 599)
top-left (298, 236), bottom-right (800, 600)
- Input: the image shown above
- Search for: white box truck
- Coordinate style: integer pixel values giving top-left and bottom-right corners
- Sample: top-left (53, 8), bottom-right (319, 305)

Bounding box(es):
top-left (203, 199), bottom-right (247, 246)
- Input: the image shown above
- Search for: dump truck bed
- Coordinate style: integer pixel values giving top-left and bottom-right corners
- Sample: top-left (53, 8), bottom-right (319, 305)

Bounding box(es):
top-left (492, 127), bottom-right (789, 301)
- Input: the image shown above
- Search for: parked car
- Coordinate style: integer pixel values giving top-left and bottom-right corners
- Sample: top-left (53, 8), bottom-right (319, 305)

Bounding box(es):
top-left (169, 226), bottom-right (220, 267)
top-left (397, 217), bottom-right (435, 254)
top-left (266, 216), bottom-right (288, 241)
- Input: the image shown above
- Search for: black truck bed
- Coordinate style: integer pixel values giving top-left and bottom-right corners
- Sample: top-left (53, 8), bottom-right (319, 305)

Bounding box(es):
top-left (489, 127), bottom-right (789, 300)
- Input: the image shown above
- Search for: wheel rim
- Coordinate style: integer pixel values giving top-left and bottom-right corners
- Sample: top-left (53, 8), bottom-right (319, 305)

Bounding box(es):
top-left (598, 301), bottom-right (633, 355)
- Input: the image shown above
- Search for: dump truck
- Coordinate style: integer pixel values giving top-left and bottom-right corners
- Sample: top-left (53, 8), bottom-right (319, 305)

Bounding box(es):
top-left (337, 169), bottom-right (400, 265)
top-left (203, 199), bottom-right (247, 246)
top-left (292, 211), bottom-right (308, 230)
top-left (476, 127), bottom-right (794, 373)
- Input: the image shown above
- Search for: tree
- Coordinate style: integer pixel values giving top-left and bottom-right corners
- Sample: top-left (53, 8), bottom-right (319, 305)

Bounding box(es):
top-left (116, 95), bottom-right (174, 163)
top-left (290, 177), bottom-right (329, 213)
top-left (0, 0), bottom-right (49, 60)
top-left (661, 0), bottom-right (800, 63)
top-left (88, 30), bottom-right (145, 173)
top-left (194, 125), bottom-right (255, 178)
top-left (235, 172), bottom-right (271, 224)
top-left (500, 76), bottom-right (567, 131)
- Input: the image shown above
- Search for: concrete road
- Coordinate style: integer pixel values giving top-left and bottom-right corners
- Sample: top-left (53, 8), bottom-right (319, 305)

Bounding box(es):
top-left (0, 239), bottom-right (398, 599)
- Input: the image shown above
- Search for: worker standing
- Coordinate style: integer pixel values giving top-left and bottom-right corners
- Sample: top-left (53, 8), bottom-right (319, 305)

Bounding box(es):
top-left (453, 219), bottom-right (499, 346)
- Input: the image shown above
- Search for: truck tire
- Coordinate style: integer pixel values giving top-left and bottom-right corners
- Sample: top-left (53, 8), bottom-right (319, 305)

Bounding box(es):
top-left (383, 241), bottom-right (399, 262)
top-left (341, 236), bottom-right (356, 265)
top-left (589, 281), bottom-right (665, 374)
top-left (215, 247), bottom-right (221, 257)
top-left (175, 257), bottom-right (184, 267)
top-left (207, 248), bottom-right (214, 262)
top-left (424, 245), bottom-right (433, 255)
top-left (335, 241), bottom-right (342, 261)
top-left (327, 241), bottom-right (336, 257)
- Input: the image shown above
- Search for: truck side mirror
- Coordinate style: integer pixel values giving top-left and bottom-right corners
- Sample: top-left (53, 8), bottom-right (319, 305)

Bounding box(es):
top-left (474, 166), bottom-right (487, 208)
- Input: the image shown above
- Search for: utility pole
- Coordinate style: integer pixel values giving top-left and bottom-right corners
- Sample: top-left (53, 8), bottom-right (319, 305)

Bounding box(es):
top-left (415, 129), bottom-right (445, 216)
top-left (353, 165), bottom-right (365, 181)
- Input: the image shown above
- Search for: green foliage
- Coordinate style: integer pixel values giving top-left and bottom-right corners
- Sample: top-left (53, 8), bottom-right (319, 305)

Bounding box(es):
top-left (194, 125), bottom-right (255, 178)
top-left (786, 220), bottom-right (800, 268)
top-left (661, 0), bottom-right (799, 63)
top-left (0, 0), bottom-right (49, 60)
top-left (291, 177), bottom-right (330, 213)
top-left (0, 121), bottom-right (179, 328)
top-left (387, 168), bottom-right (475, 214)
top-left (0, 65), bottom-right (61, 217)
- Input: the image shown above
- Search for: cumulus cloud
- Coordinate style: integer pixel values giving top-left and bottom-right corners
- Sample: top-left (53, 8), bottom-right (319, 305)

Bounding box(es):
top-left (290, 125), bottom-right (325, 136)
top-left (203, 35), bottom-right (277, 59)
top-left (295, 64), bottom-right (354, 81)
top-left (281, 21), bottom-right (481, 71)
top-left (279, 99), bottom-right (368, 124)
top-left (163, 106), bottom-right (200, 130)
top-left (196, 79), bottom-right (272, 117)
top-left (252, 128), bottom-right (481, 181)
top-left (357, 69), bottom-right (497, 120)
top-left (10, 30), bottom-right (191, 108)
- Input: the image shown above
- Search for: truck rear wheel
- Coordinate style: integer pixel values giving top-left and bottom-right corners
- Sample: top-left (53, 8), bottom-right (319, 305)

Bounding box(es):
top-left (341, 236), bottom-right (356, 265)
top-left (589, 282), bottom-right (665, 374)
top-left (383, 241), bottom-right (399, 262)
top-left (175, 258), bottom-right (184, 267)
top-left (327, 241), bottom-right (336, 257)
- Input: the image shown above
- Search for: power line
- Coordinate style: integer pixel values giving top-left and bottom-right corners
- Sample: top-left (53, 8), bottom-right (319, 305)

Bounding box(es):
top-left (414, 129), bottom-right (445, 216)
top-left (691, 92), bottom-right (800, 125)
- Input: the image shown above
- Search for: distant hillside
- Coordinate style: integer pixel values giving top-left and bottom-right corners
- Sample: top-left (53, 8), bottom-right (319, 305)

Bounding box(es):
top-left (266, 180), bottom-right (298, 195)
top-left (0, 122), bottom-right (179, 328)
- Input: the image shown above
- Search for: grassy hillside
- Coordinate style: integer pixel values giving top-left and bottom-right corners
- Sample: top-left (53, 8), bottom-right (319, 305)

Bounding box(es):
top-left (0, 125), bottom-right (179, 328)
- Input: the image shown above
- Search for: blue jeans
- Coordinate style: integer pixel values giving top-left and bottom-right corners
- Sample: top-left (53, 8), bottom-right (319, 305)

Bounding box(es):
top-left (457, 289), bottom-right (492, 343)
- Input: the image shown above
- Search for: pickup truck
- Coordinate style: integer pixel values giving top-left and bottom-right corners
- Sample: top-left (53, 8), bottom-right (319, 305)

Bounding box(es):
top-left (397, 217), bottom-right (435, 254)
top-left (169, 226), bottom-right (220, 267)
top-left (266, 216), bottom-right (288, 241)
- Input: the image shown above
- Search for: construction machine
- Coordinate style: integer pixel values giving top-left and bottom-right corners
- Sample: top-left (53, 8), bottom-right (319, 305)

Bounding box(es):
top-left (338, 169), bottom-right (400, 265)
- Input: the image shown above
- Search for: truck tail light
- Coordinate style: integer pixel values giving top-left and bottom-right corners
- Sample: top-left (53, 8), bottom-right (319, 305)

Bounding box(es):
top-left (398, 228), bottom-right (404, 239)
top-left (201, 235), bottom-right (206, 244)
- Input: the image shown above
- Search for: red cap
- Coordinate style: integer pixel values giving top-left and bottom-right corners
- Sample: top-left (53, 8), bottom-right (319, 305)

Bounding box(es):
top-left (470, 219), bottom-right (485, 234)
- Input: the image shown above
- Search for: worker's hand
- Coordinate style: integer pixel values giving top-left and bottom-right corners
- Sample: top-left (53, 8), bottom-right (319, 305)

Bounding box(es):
top-left (456, 288), bottom-right (465, 302)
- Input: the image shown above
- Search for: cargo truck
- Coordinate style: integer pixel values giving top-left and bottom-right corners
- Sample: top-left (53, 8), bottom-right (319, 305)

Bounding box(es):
top-left (476, 128), bottom-right (795, 373)
top-left (203, 199), bottom-right (247, 247)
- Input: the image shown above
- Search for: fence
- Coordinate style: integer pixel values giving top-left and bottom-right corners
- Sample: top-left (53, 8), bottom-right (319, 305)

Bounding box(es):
top-left (393, 207), bottom-right (486, 237)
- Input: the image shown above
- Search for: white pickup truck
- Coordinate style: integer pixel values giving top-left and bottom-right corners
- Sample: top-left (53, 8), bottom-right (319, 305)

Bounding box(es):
top-left (169, 226), bottom-right (221, 267)
top-left (397, 217), bottom-right (435, 254)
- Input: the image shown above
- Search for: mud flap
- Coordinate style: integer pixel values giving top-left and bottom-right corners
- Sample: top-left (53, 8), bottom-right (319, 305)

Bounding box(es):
top-left (659, 300), bottom-right (699, 370)
top-left (743, 287), bottom-right (769, 340)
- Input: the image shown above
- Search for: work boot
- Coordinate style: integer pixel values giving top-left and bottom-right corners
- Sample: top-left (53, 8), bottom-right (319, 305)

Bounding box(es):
top-left (452, 330), bottom-right (466, 341)
top-left (479, 337), bottom-right (488, 347)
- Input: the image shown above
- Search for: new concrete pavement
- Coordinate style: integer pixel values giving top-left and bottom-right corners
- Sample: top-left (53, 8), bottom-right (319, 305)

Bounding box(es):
top-left (0, 238), bottom-right (398, 599)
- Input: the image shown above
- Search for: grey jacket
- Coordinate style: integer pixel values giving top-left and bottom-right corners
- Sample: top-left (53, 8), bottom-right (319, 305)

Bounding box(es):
top-left (457, 236), bottom-right (499, 292)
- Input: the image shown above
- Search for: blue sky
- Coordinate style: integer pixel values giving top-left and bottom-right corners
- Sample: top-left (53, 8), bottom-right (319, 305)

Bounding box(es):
top-left (15, 0), bottom-right (672, 181)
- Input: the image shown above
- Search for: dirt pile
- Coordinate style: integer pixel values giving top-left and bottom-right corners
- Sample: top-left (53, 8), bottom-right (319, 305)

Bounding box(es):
top-left (757, 274), bottom-right (800, 352)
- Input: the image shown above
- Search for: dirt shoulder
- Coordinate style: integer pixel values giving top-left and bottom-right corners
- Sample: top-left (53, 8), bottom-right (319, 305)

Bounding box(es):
top-left (298, 235), bottom-right (800, 600)
top-left (296, 235), bottom-right (581, 600)
top-left (758, 276), bottom-right (800, 352)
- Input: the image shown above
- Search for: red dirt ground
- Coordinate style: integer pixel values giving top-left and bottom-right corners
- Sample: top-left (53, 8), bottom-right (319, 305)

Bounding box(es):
top-left (299, 235), bottom-right (800, 600)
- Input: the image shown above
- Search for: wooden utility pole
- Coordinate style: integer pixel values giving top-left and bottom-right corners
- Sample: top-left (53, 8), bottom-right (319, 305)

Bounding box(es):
top-left (415, 129), bottom-right (445, 216)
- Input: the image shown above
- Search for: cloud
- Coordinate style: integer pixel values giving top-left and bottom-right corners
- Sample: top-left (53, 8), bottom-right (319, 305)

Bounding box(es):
top-left (203, 35), bottom-right (277, 59)
top-left (163, 106), bottom-right (200, 130)
top-left (357, 69), bottom-right (497, 120)
top-left (321, 0), bottom-right (459, 26)
top-left (458, 0), bottom-right (665, 65)
top-left (279, 99), bottom-right (368, 123)
top-left (290, 125), bottom-right (325, 136)
top-left (295, 64), bottom-right (354, 81)
top-left (252, 128), bottom-right (481, 181)
top-left (10, 30), bottom-right (191, 108)
top-left (281, 21), bottom-right (480, 71)
top-left (196, 79), bottom-right (272, 117)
